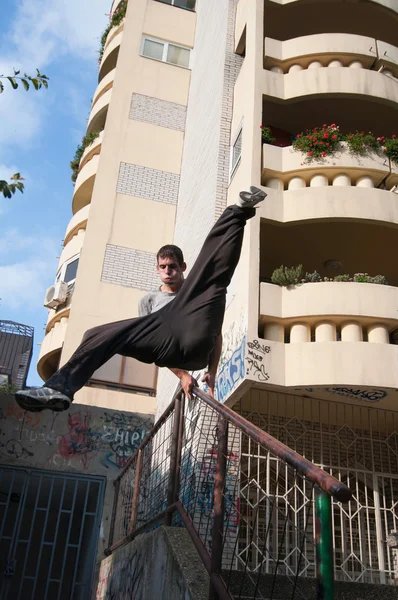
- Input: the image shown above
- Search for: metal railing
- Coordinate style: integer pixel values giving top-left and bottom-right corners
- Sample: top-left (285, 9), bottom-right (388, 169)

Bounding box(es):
top-left (106, 387), bottom-right (351, 599)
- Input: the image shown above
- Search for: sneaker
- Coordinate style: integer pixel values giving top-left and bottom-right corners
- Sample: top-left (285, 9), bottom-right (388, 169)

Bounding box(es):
top-left (15, 387), bottom-right (72, 413)
top-left (237, 186), bottom-right (267, 208)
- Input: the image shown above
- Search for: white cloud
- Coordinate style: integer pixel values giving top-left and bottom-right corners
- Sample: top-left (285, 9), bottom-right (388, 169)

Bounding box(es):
top-left (0, 229), bottom-right (59, 310)
top-left (0, 0), bottom-right (110, 155)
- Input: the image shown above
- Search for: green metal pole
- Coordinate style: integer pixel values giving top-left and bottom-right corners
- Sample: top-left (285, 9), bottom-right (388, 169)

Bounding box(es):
top-left (315, 486), bottom-right (334, 600)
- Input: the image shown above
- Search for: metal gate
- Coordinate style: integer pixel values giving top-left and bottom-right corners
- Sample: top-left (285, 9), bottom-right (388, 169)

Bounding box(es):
top-left (0, 466), bottom-right (105, 600)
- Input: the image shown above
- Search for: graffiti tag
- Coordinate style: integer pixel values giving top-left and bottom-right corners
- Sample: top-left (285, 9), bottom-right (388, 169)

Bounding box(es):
top-left (216, 337), bottom-right (246, 403)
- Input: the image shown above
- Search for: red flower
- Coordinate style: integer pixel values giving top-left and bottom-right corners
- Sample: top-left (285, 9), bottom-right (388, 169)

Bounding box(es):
top-left (332, 135), bottom-right (337, 140)
top-left (331, 124), bottom-right (336, 128)
top-left (321, 151), bottom-right (326, 157)
top-left (349, 135), bottom-right (354, 139)
top-left (324, 133), bottom-right (329, 139)
top-left (308, 151), bottom-right (313, 156)
top-left (260, 125), bottom-right (263, 129)
top-left (323, 123), bottom-right (327, 127)
top-left (392, 134), bottom-right (397, 139)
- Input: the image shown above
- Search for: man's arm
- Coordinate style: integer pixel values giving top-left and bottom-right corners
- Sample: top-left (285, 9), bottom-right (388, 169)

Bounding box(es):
top-left (201, 333), bottom-right (222, 398)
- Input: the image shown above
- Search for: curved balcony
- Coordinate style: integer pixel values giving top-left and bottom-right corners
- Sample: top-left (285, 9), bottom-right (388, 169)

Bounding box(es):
top-left (99, 28), bottom-right (123, 82)
top-left (64, 205), bottom-right (90, 246)
top-left (79, 130), bottom-right (103, 172)
top-left (92, 69), bottom-right (115, 108)
top-left (37, 317), bottom-right (69, 381)
top-left (262, 142), bottom-right (393, 188)
top-left (256, 281), bottom-right (398, 391)
top-left (59, 229), bottom-right (84, 267)
top-left (264, 34), bottom-right (377, 73)
top-left (86, 88), bottom-right (111, 135)
top-left (72, 154), bottom-right (99, 214)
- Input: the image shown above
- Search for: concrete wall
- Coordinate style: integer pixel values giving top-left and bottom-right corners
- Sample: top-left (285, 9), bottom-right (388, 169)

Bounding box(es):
top-left (97, 526), bottom-right (208, 600)
top-left (0, 393), bottom-right (153, 560)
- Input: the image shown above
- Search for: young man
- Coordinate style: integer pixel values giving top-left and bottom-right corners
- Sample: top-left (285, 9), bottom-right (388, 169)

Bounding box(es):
top-left (139, 244), bottom-right (222, 398)
top-left (16, 186), bottom-right (266, 413)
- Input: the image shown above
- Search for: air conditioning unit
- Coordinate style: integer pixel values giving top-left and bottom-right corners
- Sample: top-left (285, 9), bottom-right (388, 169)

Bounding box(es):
top-left (44, 281), bottom-right (68, 309)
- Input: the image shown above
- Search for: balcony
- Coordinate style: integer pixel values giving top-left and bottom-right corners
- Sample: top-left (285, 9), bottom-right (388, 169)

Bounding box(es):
top-left (99, 27), bottom-right (123, 83)
top-left (92, 69), bottom-right (115, 108)
top-left (37, 317), bottom-right (69, 381)
top-left (64, 205), bottom-right (90, 246)
top-left (255, 282), bottom-right (398, 393)
top-left (86, 89), bottom-right (111, 135)
top-left (72, 154), bottom-right (99, 214)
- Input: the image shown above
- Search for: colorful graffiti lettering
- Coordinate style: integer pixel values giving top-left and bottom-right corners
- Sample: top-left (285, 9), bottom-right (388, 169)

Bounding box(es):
top-left (216, 337), bottom-right (246, 403)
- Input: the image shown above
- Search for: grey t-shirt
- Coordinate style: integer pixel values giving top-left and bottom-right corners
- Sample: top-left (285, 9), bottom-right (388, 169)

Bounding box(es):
top-left (139, 289), bottom-right (177, 317)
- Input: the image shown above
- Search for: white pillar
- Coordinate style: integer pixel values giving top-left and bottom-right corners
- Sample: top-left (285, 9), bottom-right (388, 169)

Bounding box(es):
top-left (265, 178), bottom-right (284, 191)
top-left (310, 174), bottom-right (328, 187)
top-left (264, 323), bottom-right (284, 342)
top-left (332, 173), bottom-right (351, 187)
top-left (328, 60), bottom-right (343, 68)
top-left (308, 61), bottom-right (322, 69)
top-left (288, 64), bottom-right (303, 73)
top-left (315, 322), bottom-right (336, 342)
top-left (290, 323), bottom-right (310, 343)
top-left (288, 177), bottom-right (306, 190)
top-left (349, 61), bottom-right (363, 69)
top-left (341, 322), bottom-right (363, 342)
top-left (356, 176), bottom-right (374, 188)
top-left (368, 324), bottom-right (389, 344)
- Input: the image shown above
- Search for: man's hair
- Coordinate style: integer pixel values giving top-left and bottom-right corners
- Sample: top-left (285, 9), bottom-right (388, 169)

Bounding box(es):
top-left (157, 244), bottom-right (184, 266)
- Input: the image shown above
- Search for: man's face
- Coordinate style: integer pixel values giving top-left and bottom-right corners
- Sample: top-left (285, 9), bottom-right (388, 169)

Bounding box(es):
top-left (156, 255), bottom-right (186, 287)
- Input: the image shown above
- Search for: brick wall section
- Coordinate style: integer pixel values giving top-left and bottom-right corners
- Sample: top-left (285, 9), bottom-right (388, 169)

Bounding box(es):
top-left (129, 93), bottom-right (187, 132)
top-left (117, 163), bottom-right (180, 205)
top-left (101, 245), bottom-right (159, 291)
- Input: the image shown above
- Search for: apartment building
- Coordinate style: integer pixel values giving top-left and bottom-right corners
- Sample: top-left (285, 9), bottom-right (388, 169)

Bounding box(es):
top-left (2, 0), bottom-right (398, 596)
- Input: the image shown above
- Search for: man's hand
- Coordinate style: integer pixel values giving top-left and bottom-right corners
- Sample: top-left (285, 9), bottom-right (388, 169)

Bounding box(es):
top-left (168, 368), bottom-right (198, 399)
top-left (201, 372), bottom-right (216, 398)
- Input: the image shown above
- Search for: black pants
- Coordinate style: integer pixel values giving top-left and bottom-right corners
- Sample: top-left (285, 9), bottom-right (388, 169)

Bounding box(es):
top-left (45, 205), bottom-right (255, 398)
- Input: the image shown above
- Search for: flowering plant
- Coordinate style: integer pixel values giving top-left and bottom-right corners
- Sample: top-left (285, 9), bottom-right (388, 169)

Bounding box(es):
top-left (260, 125), bottom-right (275, 144)
top-left (292, 124), bottom-right (342, 159)
top-left (272, 266), bottom-right (388, 286)
top-left (345, 131), bottom-right (378, 156)
top-left (378, 134), bottom-right (398, 165)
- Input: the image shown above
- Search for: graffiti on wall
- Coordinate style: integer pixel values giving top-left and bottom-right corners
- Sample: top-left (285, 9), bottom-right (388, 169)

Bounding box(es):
top-left (0, 398), bottom-right (153, 471)
top-left (245, 339), bottom-right (271, 382)
top-left (216, 337), bottom-right (246, 403)
top-left (325, 387), bottom-right (387, 403)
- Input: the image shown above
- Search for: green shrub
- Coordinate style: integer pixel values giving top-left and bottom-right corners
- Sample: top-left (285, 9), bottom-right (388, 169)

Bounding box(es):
top-left (353, 272), bottom-right (370, 283)
top-left (334, 274), bottom-right (351, 282)
top-left (369, 274), bottom-right (388, 285)
top-left (70, 131), bottom-right (101, 183)
top-left (261, 126), bottom-right (276, 144)
top-left (304, 270), bottom-right (322, 283)
top-left (98, 0), bottom-right (128, 65)
top-left (383, 136), bottom-right (398, 166)
top-left (0, 382), bottom-right (18, 394)
top-left (271, 264), bottom-right (303, 286)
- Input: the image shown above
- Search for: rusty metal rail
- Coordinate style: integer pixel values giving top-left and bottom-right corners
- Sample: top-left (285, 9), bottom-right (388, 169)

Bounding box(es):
top-left (106, 387), bottom-right (351, 599)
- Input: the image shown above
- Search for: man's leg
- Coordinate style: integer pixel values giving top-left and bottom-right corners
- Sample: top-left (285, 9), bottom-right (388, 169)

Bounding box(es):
top-left (162, 187), bottom-right (266, 369)
top-left (15, 312), bottom-right (168, 412)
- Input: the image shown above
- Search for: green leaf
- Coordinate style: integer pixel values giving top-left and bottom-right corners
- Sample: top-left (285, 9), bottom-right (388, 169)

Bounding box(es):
top-left (13, 68), bottom-right (20, 75)
top-left (31, 78), bottom-right (40, 90)
top-left (21, 78), bottom-right (29, 91)
top-left (7, 77), bottom-right (18, 89)
top-left (0, 81), bottom-right (3, 94)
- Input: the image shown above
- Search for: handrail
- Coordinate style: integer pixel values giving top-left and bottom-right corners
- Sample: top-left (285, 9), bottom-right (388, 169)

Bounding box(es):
top-left (192, 387), bottom-right (352, 503)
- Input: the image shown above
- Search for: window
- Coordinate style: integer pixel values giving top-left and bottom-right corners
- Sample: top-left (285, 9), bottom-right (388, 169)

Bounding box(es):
top-left (56, 255), bottom-right (80, 284)
top-left (156, 0), bottom-right (196, 10)
top-left (141, 36), bottom-right (191, 68)
top-left (230, 126), bottom-right (243, 176)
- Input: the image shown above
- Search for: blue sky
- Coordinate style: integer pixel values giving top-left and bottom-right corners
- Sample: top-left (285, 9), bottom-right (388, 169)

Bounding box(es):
top-left (0, 0), bottom-right (110, 385)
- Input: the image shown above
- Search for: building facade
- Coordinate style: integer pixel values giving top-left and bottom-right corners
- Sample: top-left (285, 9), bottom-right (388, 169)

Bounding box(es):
top-left (3, 0), bottom-right (398, 595)
top-left (0, 321), bottom-right (33, 388)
